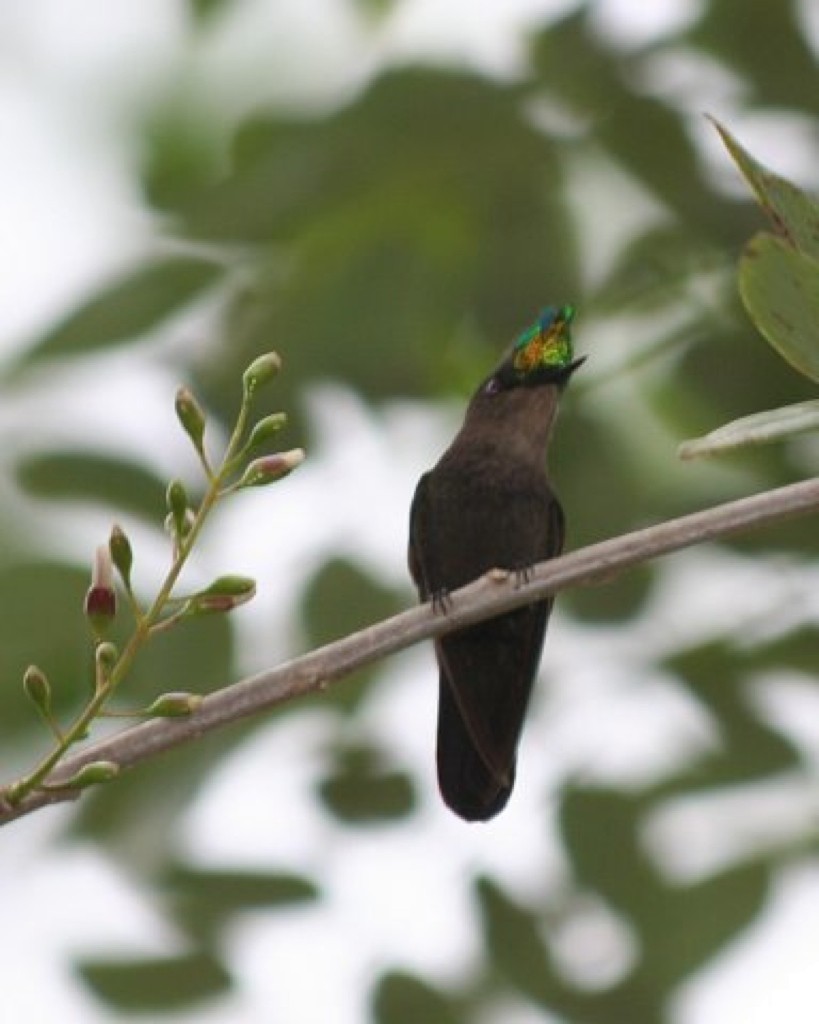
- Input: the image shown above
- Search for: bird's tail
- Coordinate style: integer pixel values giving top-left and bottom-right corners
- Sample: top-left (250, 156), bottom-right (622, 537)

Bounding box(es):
top-left (436, 676), bottom-right (514, 821)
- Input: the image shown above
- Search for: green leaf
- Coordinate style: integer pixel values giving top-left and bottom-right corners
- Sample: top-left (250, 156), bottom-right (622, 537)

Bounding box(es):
top-left (712, 118), bottom-right (819, 262)
top-left (77, 951), bottom-right (231, 1011)
top-left (168, 866), bottom-right (320, 940)
top-left (477, 878), bottom-right (559, 1007)
top-left (561, 788), bottom-right (660, 915)
top-left (23, 255), bottom-right (223, 363)
top-left (175, 67), bottom-right (579, 415)
top-left (169, 866), bottom-right (319, 909)
top-left (16, 451), bottom-right (168, 523)
top-left (351, 0), bottom-right (401, 19)
top-left (660, 863), bottom-right (768, 982)
top-left (679, 399), bottom-right (819, 459)
top-left (559, 786), bottom-right (769, 995)
top-left (0, 563), bottom-right (90, 736)
top-left (187, 0), bottom-right (233, 23)
top-left (689, 4), bottom-right (819, 115)
top-left (372, 971), bottom-right (462, 1024)
top-left (739, 233), bottom-right (819, 383)
top-left (532, 14), bottom-right (727, 235)
top-left (317, 744), bottom-right (416, 823)
top-left (300, 558), bottom-right (403, 712)
top-left (665, 640), bottom-right (799, 781)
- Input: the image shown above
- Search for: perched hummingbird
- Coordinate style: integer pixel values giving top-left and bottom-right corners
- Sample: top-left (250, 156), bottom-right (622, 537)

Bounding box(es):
top-left (408, 306), bottom-right (583, 821)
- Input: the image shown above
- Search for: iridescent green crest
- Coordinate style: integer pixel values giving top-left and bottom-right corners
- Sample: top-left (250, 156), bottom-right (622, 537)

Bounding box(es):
top-left (512, 305), bottom-right (575, 376)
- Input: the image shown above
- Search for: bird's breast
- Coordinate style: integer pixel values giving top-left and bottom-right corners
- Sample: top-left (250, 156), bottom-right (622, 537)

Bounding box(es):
top-left (422, 450), bottom-right (555, 592)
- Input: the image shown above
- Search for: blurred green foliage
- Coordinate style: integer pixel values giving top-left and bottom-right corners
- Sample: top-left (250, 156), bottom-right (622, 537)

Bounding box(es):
top-left (3, 0), bottom-right (819, 1020)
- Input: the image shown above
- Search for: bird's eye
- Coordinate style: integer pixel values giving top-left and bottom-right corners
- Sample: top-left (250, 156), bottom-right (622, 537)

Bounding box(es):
top-left (484, 377), bottom-right (502, 396)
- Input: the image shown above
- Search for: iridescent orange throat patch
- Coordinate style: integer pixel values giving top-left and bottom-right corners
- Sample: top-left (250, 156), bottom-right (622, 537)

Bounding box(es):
top-left (512, 305), bottom-right (575, 377)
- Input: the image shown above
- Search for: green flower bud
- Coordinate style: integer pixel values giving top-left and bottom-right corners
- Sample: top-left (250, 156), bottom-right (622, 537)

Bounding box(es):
top-left (95, 642), bottom-right (119, 672)
top-left (166, 479), bottom-right (190, 537)
top-left (164, 509), bottom-right (195, 541)
top-left (146, 692), bottom-right (203, 717)
top-left (23, 665), bottom-right (51, 716)
top-left (203, 575), bottom-right (256, 596)
top-left (246, 412), bottom-right (288, 452)
top-left (109, 525), bottom-right (133, 590)
top-left (186, 575), bottom-right (256, 614)
top-left (237, 449), bottom-right (305, 488)
top-left (175, 387), bottom-right (206, 453)
top-left (63, 760), bottom-right (120, 789)
top-left (242, 352), bottom-right (282, 398)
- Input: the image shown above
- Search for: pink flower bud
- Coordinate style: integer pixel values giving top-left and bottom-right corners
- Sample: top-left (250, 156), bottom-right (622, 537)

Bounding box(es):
top-left (84, 545), bottom-right (117, 636)
top-left (238, 448), bottom-right (305, 488)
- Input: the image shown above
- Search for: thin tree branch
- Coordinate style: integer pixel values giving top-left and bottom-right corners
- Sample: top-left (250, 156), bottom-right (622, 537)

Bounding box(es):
top-left (3, 475), bottom-right (819, 827)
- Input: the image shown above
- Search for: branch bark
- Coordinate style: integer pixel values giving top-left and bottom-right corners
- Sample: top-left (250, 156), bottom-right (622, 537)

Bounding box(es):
top-left (3, 475), bottom-right (819, 827)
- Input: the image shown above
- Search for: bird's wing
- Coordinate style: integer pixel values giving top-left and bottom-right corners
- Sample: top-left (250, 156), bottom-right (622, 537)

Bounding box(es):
top-left (436, 495), bottom-right (565, 819)
top-left (408, 471), bottom-right (433, 601)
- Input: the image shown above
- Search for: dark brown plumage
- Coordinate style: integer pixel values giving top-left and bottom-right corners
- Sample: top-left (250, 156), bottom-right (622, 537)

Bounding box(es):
top-left (408, 309), bottom-right (582, 820)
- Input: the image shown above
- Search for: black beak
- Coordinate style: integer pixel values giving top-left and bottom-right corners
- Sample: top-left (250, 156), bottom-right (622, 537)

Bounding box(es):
top-left (556, 355), bottom-right (586, 387)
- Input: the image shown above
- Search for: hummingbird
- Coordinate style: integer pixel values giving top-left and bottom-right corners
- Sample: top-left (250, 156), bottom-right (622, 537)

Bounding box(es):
top-left (408, 306), bottom-right (583, 821)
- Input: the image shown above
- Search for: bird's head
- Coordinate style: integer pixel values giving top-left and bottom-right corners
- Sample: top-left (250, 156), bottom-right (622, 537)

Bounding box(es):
top-left (482, 306), bottom-right (585, 397)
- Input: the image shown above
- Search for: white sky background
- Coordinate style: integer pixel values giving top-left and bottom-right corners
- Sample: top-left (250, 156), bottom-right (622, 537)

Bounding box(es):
top-left (3, 1), bottom-right (819, 1021)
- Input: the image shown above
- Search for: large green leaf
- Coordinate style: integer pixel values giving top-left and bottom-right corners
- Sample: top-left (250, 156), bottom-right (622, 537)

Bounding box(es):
top-left (714, 119), bottom-right (819, 263)
top-left (740, 233), bottom-right (819, 383)
top-left (22, 255), bottom-right (223, 363)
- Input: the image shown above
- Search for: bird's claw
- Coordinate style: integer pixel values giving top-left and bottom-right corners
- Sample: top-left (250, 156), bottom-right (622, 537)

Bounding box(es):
top-left (431, 589), bottom-right (453, 615)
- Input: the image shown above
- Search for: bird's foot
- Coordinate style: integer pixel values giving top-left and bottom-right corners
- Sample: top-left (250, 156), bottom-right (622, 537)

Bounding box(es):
top-left (512, 565), bottom-right (534, 588)
top-left (431, 589), bottom-right (453, 615)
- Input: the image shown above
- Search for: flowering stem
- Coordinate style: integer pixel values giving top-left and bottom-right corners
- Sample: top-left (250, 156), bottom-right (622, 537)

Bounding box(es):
top-left (4, 389), bottom-right (256, 806)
